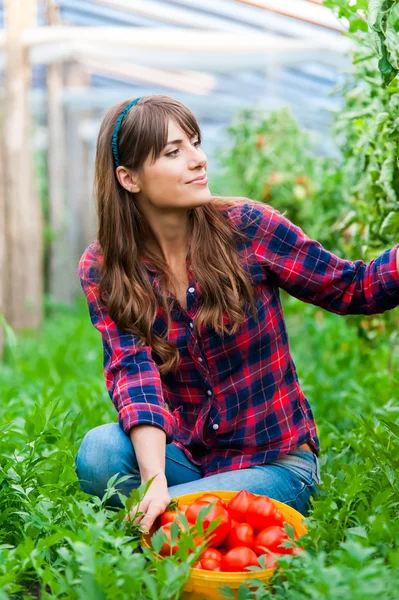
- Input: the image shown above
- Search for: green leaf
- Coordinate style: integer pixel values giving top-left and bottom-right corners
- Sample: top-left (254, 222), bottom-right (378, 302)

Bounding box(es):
top-left (216, 584), bottom-right (235, 599)
top-left (380, 418), bottom-right (399, 439)
top-left (346, 526), bottom-right (368, 539)
top-left (238, 583), bottom-right (253, 600)
top-left (369, 0), bottom-right (384, 28)
top-left (380, 211), bottom-right (399, 237)
top-left (150, 527), bottom-right (167, 555)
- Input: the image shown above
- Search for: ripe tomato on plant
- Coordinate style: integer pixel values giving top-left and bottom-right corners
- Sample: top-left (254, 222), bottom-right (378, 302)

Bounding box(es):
top-left (246, 496), bottom-right (284, 533)
top-left (224, 522), bottom-right (255, 550)
top-left (220, 546), bottom-right (260, 572)
top-left (227, 490), bottom-right (256, 523)
top-left (254, 525), bottom-right (293, 556)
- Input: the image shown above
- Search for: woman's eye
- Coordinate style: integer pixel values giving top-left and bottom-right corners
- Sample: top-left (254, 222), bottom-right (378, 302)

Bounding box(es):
top-left (166, 140), bottom-right (201, 157)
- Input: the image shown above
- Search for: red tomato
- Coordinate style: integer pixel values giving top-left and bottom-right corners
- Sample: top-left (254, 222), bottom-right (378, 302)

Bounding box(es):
top-left (158, 523), bottom-right (179, 556)
top-left (196, 493), bottom-right (227, 509)
top-left (246, 496), bottom-right (284, 533)
top-left (200, 548), bottom-right (223, 562)
top-left (202, 558), bottom-right (221, 571)
top-left (253, 526), bottom-right (293, 556)
top-left (178, 503), bottom-right (189, 514)
top-left (193, 560), bottom-right (203, 569)
top-left (186, 500), bottom-right (210, 524)
top-left (227, 490), bottom-right (256, 523)
top-left (224, 522), bottom-right (255, 550)
top-left (186, 501), bottom-right (231, 548)
top-left (220, 547), bottom-right (260, 572)
top-left (202, 503), bottom-right (231, 548)
top-left (158, 510), bottom-right (179, 527)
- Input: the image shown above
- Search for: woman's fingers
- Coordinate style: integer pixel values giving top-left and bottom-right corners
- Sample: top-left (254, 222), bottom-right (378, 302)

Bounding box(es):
top-left (140, 501), bottom-right (168, 532)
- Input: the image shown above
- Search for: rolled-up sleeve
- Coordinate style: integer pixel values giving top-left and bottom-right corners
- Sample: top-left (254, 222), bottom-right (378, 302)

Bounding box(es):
top-left (78, 249), bottom-right (176, 442)
top-left (250, 202), bottom-right (399, 315)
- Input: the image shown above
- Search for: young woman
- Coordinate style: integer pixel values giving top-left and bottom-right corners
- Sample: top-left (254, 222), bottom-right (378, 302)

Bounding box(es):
top-left (75, 95), bottom-right (399, 533)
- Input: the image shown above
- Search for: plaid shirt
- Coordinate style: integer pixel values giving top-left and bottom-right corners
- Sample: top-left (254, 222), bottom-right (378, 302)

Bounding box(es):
top-left (79, 199), bottom-right (399, 477)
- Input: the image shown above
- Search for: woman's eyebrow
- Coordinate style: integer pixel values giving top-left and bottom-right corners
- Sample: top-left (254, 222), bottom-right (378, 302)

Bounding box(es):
top-left (165, 139), bottom-right (183, 147)
top-left (165, 135), bottom-right (198, 147)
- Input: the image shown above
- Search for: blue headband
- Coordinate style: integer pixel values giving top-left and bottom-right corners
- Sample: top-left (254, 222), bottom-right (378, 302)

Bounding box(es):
top-left (111, 97), bottom-right (142, 167)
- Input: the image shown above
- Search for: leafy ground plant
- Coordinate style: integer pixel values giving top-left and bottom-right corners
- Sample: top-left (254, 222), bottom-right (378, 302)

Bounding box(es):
top-left (0, 294), bottom-right (398, 599)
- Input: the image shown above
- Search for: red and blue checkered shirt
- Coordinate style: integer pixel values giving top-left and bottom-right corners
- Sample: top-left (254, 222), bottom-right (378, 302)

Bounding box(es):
top-left (79, 199), bottom-right (399, 476)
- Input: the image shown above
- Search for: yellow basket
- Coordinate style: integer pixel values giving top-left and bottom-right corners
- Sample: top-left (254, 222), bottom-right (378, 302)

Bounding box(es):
top-left (141, 490), bottom-right (307, 600)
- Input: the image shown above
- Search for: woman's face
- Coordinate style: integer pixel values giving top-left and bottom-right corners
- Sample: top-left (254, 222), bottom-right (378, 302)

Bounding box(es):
top-left (121, 119), bottom-right (212, 210)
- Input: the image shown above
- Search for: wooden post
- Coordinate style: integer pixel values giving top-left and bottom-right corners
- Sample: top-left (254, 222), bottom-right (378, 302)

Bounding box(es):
top-left (45, 0), bottom-right (72, 303)
top-left (0, 105), bottom-right (6, 359)
top-left (4, 0), bottom-right (43, 330)
top-left (64, 61), bottom-right (90, 298)
top-left (81, 135), bottom-right (97, 247)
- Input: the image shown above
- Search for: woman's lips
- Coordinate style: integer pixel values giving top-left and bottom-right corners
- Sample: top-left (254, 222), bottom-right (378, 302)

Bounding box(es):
top-left (188, 175), bottom-right (208, 185)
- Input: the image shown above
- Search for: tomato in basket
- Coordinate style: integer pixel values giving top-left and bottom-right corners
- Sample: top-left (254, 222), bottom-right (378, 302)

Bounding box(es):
top-left (227, 489), bottom-right (256, 523)
top-left (254, 525), bottom-right (294, 556)
top-left (246, 495), bottom-right (284, 533)
top-left (186, 499), bottom-right (231, 548)
top-left (220, 547), bottom-right (260, 572)
top-left (152, 490), bottom-right (304, 572)
top-left (224, 521), bottom-right (255, 550)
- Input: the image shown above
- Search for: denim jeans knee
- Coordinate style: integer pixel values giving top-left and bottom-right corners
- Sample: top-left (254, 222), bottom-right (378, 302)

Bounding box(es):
top-left (75, 423), bottom-right (140, 507)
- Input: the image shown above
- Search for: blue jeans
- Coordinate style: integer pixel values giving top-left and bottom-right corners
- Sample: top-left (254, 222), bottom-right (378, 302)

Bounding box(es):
top-left (75, 424), bottom-right (321, 517)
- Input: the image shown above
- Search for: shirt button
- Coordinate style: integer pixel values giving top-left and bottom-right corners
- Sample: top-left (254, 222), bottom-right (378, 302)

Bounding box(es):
top-left (188, 287), bottom-right (195, 293)
top-left (212, 424), bottom-right (219, 430)
top-left (198, 357), bottom-right (203, 362)
top-left (207, 390), bottom-right (212, 396)
top-left (189, 322), bottom-right (194, 328)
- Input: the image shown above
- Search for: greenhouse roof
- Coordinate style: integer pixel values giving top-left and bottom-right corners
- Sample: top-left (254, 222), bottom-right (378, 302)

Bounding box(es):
top-left (0, 0), bottom-right (351, 155)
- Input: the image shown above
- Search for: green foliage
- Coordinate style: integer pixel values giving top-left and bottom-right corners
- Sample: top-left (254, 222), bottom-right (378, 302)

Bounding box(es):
top-left (368, 0), bottom-right (399, 87)
top-left (0, 301), bottom-right (205, 599)
top-left (322, 0), bottom-right (399, 258)
top-left (211, 107), bottom-right (345, 255)
top-left (0, 293), bottom-right (398, 598)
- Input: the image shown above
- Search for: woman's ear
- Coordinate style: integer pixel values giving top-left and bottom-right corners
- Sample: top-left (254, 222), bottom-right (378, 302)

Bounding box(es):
top-left (116, 166), bottom-right (141, 193)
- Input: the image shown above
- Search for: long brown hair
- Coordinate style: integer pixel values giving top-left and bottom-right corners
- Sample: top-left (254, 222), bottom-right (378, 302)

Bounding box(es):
top-left (95, 94), bottom-right (259, 375)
